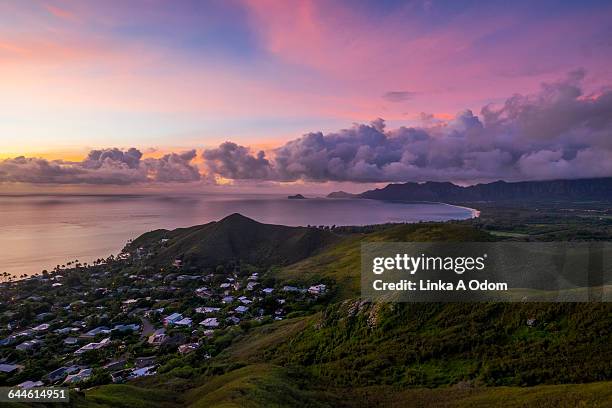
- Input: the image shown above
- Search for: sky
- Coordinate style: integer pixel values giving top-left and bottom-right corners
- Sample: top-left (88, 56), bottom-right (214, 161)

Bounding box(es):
top-left (1, 0), bottom-right (612, 191)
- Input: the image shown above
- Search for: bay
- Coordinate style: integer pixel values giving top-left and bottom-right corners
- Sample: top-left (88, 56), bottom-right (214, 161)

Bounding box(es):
top-left (0, 194), bottom-right (476, 277)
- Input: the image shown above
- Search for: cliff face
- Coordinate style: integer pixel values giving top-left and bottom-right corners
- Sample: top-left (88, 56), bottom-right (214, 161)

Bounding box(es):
top-left (358, 178), bottom-right (612, 202)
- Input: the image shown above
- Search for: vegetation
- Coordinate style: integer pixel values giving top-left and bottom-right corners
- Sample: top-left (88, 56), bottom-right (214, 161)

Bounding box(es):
top-left (2, 204), bottom-right (612, 407)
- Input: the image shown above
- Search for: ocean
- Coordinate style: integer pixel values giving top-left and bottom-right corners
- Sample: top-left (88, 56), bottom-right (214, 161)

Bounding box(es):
top-left (0, 194), bottom-right (476, 277)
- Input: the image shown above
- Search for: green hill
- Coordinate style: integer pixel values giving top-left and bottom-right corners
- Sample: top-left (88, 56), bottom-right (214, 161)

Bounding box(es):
top-left (72, 216), bottom-right (611, 407)
top-left (128, 213), bottom-right (340, 269)
top-left (279, 222), bottom-right (493, 299)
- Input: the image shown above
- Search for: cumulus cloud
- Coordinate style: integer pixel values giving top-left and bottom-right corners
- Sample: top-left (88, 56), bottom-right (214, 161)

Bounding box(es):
top-left (144, 150), bottom-right (201, 182)
top-left (201, 71), bottom-right (612, 183)
top-left (202, 142), bottom-right (273, 180)
top-left (0, 148), bottom-right (200, 185)
top-left (3, 71), bottom-right (612, 185)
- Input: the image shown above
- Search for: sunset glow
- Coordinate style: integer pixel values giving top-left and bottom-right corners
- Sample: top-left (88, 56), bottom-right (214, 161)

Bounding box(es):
top-left (1, 0), bottom-right (612, 189)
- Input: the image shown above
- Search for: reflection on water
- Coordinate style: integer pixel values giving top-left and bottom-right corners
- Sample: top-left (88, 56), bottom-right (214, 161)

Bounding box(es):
top-left (0, 194), bottom-right (475, 276)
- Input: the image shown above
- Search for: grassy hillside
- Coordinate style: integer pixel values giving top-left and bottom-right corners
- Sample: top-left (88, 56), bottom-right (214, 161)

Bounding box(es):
top-left (279, 222), bottom-right (493, 299)
top-left (183, 365), bottom-right (612, 407)
top-left (128, 213), bottom-right (340, 269)
top-left (213, 302), bottom-right (611, 389)
top-left (68, 218), bottom-right (611, 407)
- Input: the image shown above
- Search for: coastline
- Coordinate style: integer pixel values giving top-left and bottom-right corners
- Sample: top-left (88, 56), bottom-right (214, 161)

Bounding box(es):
top-left (0, 197), bottom-right (473, 279)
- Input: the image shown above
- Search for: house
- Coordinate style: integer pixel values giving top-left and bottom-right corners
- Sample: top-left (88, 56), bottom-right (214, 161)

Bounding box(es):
top-left (173, 259), bottom-right (183, 268)
top-left (111, 369), bottom-right (131, 383)
top-left (16, 339), bottom-right (43, 351)
top-left (220, 282), bottom-right (231, 289)
top-left (64, 368), bottom-right (93, 384)
top-left (246, 281), bottom-right (259, 290)
top-left (55, 327), bottom-right (72, 335)
top-left (103, 359), bottom-right (127, 371)
top-left (262, 288), bottom-right (274, 295)
top-left (135, 356), bottom-right (156, 368)
top-left (148, 329), bottom-right (167, 346)
top-left (200, 318), bottom-right (219, 328)
top-left (130, 366), bottom-right (156, 378)
top-left (195, 287), bottom-right (213, 298)
top-left (178, 343), bottom-right (199, 354)
top-left (18, 380), bottom-right (44, 389)
top-left (226, 316), bottom-right (240, 325)
top-left (0, 363), bottom-right (22, 374)
top-left (72, 320), bottom-right (87, 328)
top-left (195, 307), bottom-right (220, 314)
top-left (74, 338), bottom-right (110, 355)
top-left (282, 285), bottom-right (300, 292)
top-left (46, 365), bottom-right (79, 383)
top-left (163, 313), bottom-right (183, 326)
top-left (308, 284), bottom-right (327, 295)
top-left (112, 323), bottom-right (140, 333)
top-left (177, 275), bottom-right (199, 281)
top-left (174, 318), bottom-right (192, 327)
top-left (144, 308), bottom-right (164, 317)
top-left (0, 336), bottom-right (16, 347)
top-left (63, 337), bottom-right (79, 346)
top-left (235, 306), bottom-right (249, 313)
top-left (239, 297), bottom-right (253, 305)
top-left (35, 312), bottom-right (53, 321)
top-left (222, 296), bottom-right (234, 304)
top-left (202, 329), bottom-right (215, 337)
top-left (82, 326), bottom-right (111, 338)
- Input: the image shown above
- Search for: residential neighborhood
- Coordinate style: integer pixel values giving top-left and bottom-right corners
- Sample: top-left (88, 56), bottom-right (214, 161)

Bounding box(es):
top-left (0, 244), bottom-right (329, 389)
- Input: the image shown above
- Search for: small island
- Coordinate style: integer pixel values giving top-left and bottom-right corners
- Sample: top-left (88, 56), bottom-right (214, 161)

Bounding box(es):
top-left (288, 194), bottom-right (306, 199)
top-left (327, 191), bottom-right (357, 199)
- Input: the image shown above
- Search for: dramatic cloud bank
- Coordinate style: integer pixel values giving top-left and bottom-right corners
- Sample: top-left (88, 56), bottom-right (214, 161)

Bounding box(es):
top-left (2, 72), bottom-right (611, 185)
top-left (0, 148), bottom-right (200, 184)
top-left (202, 71), bottom-right (612, 183)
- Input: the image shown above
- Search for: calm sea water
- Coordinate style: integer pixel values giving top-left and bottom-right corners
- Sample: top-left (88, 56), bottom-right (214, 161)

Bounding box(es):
top-left (0, 194), bottom-right (475, 277)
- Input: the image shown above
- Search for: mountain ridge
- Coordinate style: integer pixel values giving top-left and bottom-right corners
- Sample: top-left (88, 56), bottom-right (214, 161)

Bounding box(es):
top-left (328, 177), bottom-right (612, 202)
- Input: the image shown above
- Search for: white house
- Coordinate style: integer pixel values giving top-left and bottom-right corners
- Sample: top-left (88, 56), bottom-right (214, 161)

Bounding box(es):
top-left (200, 318), bottom-right (219, 328)
top-left (174, 318), bottom-right (193, 327)
top-left (195, 307), bottom-right (220, 314)
top-left (235, 306), bottom-right (249, 313)
top-left (74, 338), bottom-right (110, 355)
top-left (32, 323), bottom-right (50, 332)
top-left (18, 380), bottom-right (44, 389)
top-left (308, 284), bottom-right (327, 295)
top-left (0, 363), bottom-right (22, 373)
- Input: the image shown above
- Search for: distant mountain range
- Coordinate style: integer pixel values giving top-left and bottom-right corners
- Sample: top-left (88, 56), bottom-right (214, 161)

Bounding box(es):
top-left (328, 177), bottom-right (612, 202)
